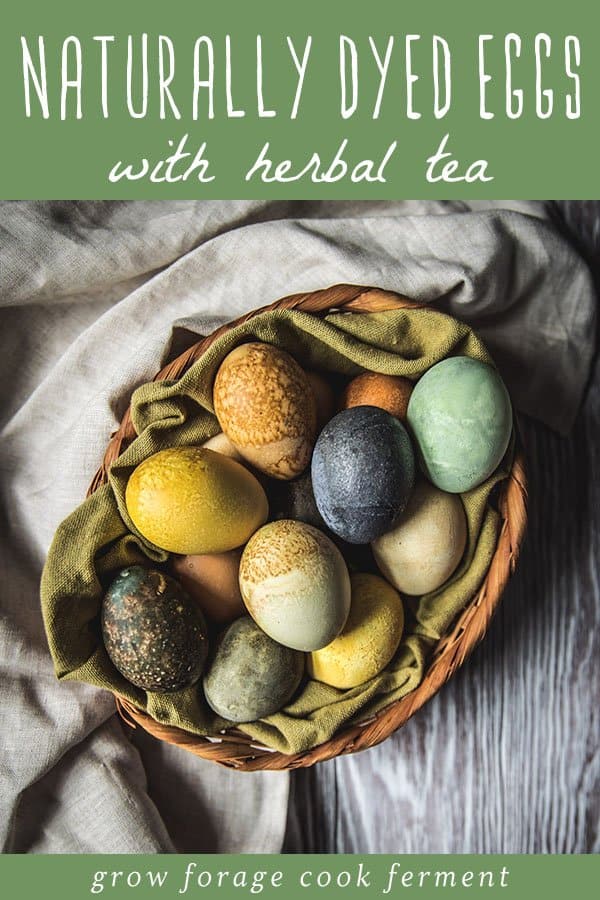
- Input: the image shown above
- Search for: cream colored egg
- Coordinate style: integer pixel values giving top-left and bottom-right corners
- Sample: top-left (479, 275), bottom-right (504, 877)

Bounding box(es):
top-left (239, 520), bottom-right (351, 651)
top-left (372, 480), bottom-right (467, 595)
top-left (202, 431), bottom-right (244, 462)
top-left (213, 342), bottom-right (317, 480)
top-left (125, 446), bottom-right (268, 555)
top-left (308, 573), bottom-right (404, 689)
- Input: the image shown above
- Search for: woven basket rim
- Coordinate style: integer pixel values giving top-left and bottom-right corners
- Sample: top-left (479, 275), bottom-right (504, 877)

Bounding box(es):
top-left (88, 283), bottom-right (528, 771)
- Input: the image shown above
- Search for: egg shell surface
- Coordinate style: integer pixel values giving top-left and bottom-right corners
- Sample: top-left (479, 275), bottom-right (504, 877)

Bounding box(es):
top-left (267, 469), bottom-right (326, 531)
top-left (239, 520), bottom-right (351, 651)
top-left (101, 566), bottom-right (208, 693)
top-left (203, 616), bottom-right (304, 723)
top-left (407, 357), bottom-right (512, 493)
top-left (125, 446), bottom-right (268, 555)
top-left (311, 406), bottom-right (416, 544)
top-left (172, 548), bottom-right (245, 625)
top-left (213, 342), bottom-right (317, 480)
top-left (202, 431), bottom-right (244, 462)
top-left (341, 372), bottom-right (413, 422)
top-left (308, 573), bottom-right (404, 689)
top-left (306, 371), bottom-right (336, 430)
top-left (372, 480), bottom-right (467, 595)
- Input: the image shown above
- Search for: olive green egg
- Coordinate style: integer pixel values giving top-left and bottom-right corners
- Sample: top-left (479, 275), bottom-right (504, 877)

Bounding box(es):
top-left (407, 356), bottom-right (512, 493)
top-left (101, 566), bottom-right (208, 693)
top-left (202, 617), bottom-right (304, 722)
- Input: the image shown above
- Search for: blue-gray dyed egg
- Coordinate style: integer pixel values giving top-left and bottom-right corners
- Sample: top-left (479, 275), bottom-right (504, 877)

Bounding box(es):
top-left (311, 406), bottom-right (416, 544)
top-left (407, 356), bottom-right (512, 493)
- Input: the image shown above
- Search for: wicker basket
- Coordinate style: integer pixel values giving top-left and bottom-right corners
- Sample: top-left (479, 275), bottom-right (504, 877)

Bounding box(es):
top-left (88, 284), bottom-right (527, 771)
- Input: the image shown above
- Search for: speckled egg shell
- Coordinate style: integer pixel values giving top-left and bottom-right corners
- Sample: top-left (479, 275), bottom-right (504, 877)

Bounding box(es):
top-left (101, 566), bottom-right (208, 692)
top-left (311, 406), bottom-right (416, 544)
top-left (125, 446), bottom-right (268, 555)
top-left (213, 342), bottom-right (317, 480)
top-left (267, 470), bottom-right (326, 531)
top-left (239, 520), bottom-right (351, 651)
top-left (407, 357), bottom-right (512, 493)
top-left (203, 617), bottom-right (304, 722)
top-left (308, 573), bottom-right (404, 689)
top-left (341, 372), bottom-right (414, 422)
top-left (372, 481), bottom-right (467, 595)
top-left (171, 548), bottom-right (245, 625)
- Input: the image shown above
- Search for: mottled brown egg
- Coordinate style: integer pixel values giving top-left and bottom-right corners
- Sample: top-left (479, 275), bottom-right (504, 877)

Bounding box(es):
top-left (341, 372), bottom-right (414, 422)
top-left (213, 343), bottom-right (317, 480)
top-left (172, 548), bottom-right (245, 625)
top-left (306, 371), bottom-right (336, 430)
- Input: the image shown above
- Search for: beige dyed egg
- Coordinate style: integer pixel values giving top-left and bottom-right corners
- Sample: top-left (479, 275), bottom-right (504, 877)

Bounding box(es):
top-left (341, 372), bottom-right (413, 422)
top-left (306, 371), bottom-right (335, 430)
top-left (172, 548), bottom-right (245, 625)
top-left (213, 342), bottom-right (317, 480)
top-left (202, 432), bottom-right (244, 462)
top-left (308, 573), bottom-right (404, 689)
top-left (372, 481), bottom-right (467, 595)
top-left (239, 520), bottom-right (351, 651)
top-left (125, 446), bottom-right (268, 555)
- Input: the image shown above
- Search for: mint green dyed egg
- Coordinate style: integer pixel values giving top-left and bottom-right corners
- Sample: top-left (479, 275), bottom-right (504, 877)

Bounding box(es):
top-left (407, 357), bottom-right (512, 493)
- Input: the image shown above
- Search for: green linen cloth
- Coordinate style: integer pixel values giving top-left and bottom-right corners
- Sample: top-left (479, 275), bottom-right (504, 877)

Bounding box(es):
top-left (41, 306), bottom-right (511, 755)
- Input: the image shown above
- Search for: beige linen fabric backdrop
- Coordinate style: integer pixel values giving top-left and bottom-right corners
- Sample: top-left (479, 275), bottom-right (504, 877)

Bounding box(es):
top-left (0, 200), bottom-right (595, 852)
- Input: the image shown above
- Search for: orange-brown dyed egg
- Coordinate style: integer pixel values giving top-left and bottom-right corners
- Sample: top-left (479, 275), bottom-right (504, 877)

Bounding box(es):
top-left (340, 373), bottom-right (413, 422)
top-left (213, 343), bottom-right (317, 480)
top-left (306, 371), bottom-right (336, 430)
top-left (172, 548), bottom-right (245, 625)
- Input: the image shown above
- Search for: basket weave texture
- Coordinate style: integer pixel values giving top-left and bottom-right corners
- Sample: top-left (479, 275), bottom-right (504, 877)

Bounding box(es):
top-left (88, 284), bottom-right (527, 771)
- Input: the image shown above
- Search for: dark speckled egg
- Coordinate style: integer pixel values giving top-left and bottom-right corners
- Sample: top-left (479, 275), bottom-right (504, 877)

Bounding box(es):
top-left (311, 406), bottom-right (415, 544)
top-left (203, 617), bottom-right (304, 722)
top-left (101, 566), bottom-right (208, 693)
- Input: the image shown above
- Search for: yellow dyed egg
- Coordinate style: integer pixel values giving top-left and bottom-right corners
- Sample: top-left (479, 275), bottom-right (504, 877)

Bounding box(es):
top-left (125, 447), bottom-right (268, 555)
top-left (308, 573), bottom-right (404, 689)
top-left (239, 520), bottom-right (351, 651)
top-left (213, 342), bottom-right (317, 480)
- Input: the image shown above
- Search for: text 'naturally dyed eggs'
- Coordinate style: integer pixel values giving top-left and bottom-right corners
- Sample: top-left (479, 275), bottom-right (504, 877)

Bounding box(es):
top-left (239, 520), bottom-right (351, 651)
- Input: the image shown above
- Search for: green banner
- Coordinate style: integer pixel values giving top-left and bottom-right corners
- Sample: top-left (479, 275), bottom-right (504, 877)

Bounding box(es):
top-left (1, 0), bottom-right (599, 198)
top-left (0, 854), bottom-right (598, 899)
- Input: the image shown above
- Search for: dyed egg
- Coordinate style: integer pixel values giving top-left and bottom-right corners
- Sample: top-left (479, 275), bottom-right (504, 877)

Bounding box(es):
top-left (407, 357), bottom-right (512, 493)
top-left (267, 470), bottom-right (326, 531)
top-left (125, 447), bottom-right (268, 555)
top-left (239, 520), bottom-right (351, 651)
top-left (203, 617), bottom-right (304, 722)
top-left (308, 574), bottom-right (404, 689)
top-left (341, 372), bottom-right (413, 422)
top-left (311, 406), bottom-right (415, 544)
top-left (372, 481), bottom-right (467, 595)
top-left (306, 371), bottom-right (336, 429)
top-left (213, 342), bottom-right (317, 479)
top-left (202, 431), bottom-right (244, 462)
top-left (101, 566), bottom-right (208, 692)
top-left (172, 548), bottom-right (245, 625)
